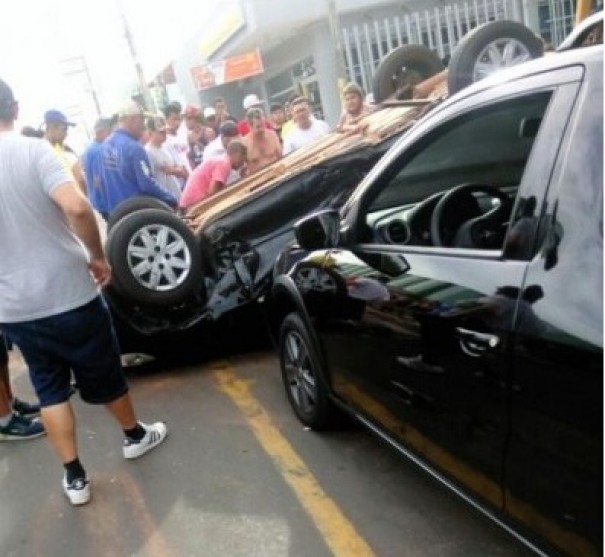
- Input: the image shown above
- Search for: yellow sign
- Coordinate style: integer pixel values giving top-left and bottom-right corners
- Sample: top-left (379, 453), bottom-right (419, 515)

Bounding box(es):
top-left (200, 5), bottom-right (246, 58)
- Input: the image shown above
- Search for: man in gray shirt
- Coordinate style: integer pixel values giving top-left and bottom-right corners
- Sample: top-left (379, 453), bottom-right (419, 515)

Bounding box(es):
top-left (144, 115), bottom-right (184, 200)
top-left (0, 77), bottom-right (167, 506)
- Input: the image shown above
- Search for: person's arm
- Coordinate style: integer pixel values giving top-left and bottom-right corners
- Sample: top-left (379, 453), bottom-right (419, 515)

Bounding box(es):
top-left (50, 183), bottom-right (111, 287)
top-left (132, 146), bottom-right (179, 207)
top-left (208, 160), bottom-right (230, 196)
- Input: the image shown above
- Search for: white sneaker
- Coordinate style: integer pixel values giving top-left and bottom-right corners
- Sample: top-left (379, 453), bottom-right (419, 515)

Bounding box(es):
top-left (62, 475), bottom-right (91, 506)
top-left (123, 422), bottom-right (167, 460)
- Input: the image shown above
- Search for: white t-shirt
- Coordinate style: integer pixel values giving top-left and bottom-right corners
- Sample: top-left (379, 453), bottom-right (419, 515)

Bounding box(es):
top-left (282, 119), bottom-right (331, 155)
top-left (202, 136), bottom-right (225, 162)
top-left (0, 132), bottom-right (98, 322)
top-left (164, 132), bottom-right (191, 187)
top-left (145, 144), bottom-right (183, 199)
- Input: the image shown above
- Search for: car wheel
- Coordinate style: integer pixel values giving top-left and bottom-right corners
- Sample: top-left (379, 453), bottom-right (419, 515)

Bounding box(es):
top-left (373, 44), bottom-right (444, 103)
top-left (106, 196), bottom-right (174, 231)
top-left (448, 20), bottom-right (544, 95)
top-left (279, 313), bottom-right (332, 429)
top-left (106, 208), bottom-right (204, 307)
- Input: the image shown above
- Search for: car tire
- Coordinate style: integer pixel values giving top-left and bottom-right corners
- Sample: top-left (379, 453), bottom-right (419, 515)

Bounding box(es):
top-left (372, 44), bottom-right (444, 103)
top-left (105, 208), bottom-right (204, 307)
top-left (447, 20), bottom-right (544, 95)
top-left (106, 196), bottom-right (174, 231)
top-left (279, 313), bottom-right (332, 430)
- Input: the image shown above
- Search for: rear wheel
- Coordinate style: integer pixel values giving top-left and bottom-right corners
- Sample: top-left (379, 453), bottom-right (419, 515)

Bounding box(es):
top-left (279, 313), bottom-right (332, 429)
top-left (373, 44), bottom-right (444, 103)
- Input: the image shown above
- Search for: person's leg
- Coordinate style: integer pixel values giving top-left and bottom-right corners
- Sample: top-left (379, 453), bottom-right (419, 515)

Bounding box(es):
top-left (67, 297), bottom-right (167, 459)
top-left (0, 360), bottom-right (11, 418)
top-left (39, 401), bottom-right (78, 462)
top-left (0, 333), bottom-right (44, 440)
top-left (104, 392), bottom-right (137, 430)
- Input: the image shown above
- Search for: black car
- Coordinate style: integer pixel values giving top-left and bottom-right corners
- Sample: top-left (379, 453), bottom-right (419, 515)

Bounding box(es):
top-left (271, 46), bottom-right (603, 557)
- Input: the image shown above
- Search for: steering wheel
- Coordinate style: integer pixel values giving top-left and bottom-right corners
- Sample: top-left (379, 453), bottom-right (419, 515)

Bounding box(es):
top-left (431, 183), bottom-right (511, 248)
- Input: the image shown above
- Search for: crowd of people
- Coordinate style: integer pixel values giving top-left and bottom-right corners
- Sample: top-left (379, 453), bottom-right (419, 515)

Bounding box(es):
top-left (0, 77), bottom-right (375, 507)
top-left (20, 84), bottom-right (375, 217)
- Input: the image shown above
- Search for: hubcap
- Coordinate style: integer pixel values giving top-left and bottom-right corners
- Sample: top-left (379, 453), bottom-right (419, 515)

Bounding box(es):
top-left (126, 224), bottom-right (191, 291)
top-left (283, 331), bottom-right (317, 414)
top-left (472, 38), bottom-right (533, 81)
top-left (294, 267), bottom-right (338, 293)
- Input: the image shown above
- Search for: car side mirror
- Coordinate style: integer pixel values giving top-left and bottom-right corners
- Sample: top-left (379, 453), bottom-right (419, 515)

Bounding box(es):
top-left (295, 209), bottom-right (341, 250)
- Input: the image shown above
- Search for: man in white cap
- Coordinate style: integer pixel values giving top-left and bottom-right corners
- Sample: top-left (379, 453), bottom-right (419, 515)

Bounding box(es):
top-left (237, 94), bottom-right (273, 136)
top-left (100, 102), bottom-right (179, 215)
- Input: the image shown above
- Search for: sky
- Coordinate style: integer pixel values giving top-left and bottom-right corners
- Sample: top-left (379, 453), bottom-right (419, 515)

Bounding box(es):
top-left (1, 0), bottom-right (205, 146)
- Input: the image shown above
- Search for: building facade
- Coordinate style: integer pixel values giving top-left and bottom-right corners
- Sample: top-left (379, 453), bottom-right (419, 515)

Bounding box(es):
top-left (168, 0), bottom-right (584, 127)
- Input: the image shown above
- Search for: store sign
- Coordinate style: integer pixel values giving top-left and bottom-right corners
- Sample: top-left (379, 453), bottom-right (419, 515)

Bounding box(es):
top-left (191, 49), bottom-right (264, 91)
top-left (199, 4), bottom-right (246, 58)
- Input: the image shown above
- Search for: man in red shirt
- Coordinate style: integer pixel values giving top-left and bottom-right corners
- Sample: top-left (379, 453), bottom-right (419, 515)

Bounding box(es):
top-left (179, 140), bottom-right (247, 209)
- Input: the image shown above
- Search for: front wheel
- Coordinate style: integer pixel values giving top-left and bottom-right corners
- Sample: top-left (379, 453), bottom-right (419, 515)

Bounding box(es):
top-left (279, 313), bottom-right (332, 430)
top-left (105, 208), bottom-right (204, 307)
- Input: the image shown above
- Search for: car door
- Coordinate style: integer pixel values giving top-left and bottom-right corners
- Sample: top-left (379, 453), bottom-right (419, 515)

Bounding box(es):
top-left (312, 69), bottom-right (583, 513)
top-left (502, 64), bottom-right (603, 557)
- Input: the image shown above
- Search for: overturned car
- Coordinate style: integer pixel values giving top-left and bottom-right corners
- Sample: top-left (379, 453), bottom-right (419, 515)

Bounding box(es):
top-left (104, 103), bottom-right (431, 357)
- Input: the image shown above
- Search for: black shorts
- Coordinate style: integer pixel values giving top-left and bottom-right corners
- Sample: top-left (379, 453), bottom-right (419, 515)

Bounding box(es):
top-left (1, 296), bottom-right (128, 407)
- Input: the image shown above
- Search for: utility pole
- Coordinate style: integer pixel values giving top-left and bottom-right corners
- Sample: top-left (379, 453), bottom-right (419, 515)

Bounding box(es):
top-left (118, 0), bottom-right (153, 110)
top-left (60, 56), bottom-right (102, 118)
top-left (327, 0), bottom-right (348, 92)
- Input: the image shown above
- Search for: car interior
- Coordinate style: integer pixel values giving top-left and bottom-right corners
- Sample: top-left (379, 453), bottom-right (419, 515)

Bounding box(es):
top-left (362, 92), bottom-right (552, 251)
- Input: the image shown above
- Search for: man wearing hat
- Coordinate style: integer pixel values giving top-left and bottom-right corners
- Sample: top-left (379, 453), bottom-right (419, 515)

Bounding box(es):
top-left (81, 117), bottom-right (114, 219)
top-left (0, 77), bottom-right (167, 506)
top-left (237, 94), bottom-right (273, 136)
top-left (43, 109), bottom-right (86, 193)
top-left (100, 102), bottom-right (179, 215)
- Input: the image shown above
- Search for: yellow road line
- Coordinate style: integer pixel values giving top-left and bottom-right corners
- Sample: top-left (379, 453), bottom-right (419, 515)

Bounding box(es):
top-left (214, 367), bottom-right (376, 557)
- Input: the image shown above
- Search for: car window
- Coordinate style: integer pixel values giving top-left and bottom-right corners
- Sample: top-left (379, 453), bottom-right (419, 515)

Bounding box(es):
top-left (363, 92), bottom-right (553, 251)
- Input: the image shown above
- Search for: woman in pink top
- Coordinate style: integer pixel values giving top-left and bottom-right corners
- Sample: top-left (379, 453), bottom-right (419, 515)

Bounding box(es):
top-left (180, 140), bottom-right (247, 209)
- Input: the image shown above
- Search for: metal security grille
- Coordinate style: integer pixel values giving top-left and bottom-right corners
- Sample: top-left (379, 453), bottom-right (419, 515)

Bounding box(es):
top-left (341, 0), bottom-right (578, 94)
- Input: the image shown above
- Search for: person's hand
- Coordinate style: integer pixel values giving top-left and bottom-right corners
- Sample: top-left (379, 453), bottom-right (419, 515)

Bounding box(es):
top-left (88, 257), bottom-right (112, 288)
top-left (173, 166), bottom-right (188, 179)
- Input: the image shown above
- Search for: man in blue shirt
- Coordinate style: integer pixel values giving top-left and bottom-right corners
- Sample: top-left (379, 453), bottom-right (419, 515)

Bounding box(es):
top-left (81, 117), bottom-right (113, 219)
top-left (101, 102), bottom-right (178, 214)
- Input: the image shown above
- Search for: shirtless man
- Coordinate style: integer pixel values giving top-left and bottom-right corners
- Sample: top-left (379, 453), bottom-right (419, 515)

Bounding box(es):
top-left (243, 107), bottom-right (281, 175)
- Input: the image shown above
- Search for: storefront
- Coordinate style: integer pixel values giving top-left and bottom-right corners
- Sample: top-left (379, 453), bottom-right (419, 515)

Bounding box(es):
top-left (169, 0), bottom-right (582, 127)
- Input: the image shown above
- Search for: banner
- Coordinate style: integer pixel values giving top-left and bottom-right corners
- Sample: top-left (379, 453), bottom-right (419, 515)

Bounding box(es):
top-left (191, 49), bottom-right (264, 91)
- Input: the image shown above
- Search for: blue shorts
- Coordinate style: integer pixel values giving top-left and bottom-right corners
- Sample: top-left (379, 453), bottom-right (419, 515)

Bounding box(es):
top-left (1, 296), bottom-right (128, 407)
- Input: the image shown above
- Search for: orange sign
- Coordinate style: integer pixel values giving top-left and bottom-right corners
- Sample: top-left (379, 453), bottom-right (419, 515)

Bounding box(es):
top-left (191, 49), bottom-right (264, 91)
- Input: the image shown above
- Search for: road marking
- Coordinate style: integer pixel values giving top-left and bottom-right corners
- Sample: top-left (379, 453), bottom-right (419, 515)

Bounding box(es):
top-left (214, 366), bottom-right (376, 557)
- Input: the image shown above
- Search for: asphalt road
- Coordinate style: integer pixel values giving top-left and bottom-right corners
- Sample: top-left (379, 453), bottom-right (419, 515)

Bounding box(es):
top-left (1, 346), bottom-right (535, 557)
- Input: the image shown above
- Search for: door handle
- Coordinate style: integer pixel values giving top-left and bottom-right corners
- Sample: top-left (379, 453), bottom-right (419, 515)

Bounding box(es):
top-left (455, 327), bottom-right (500, 357)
